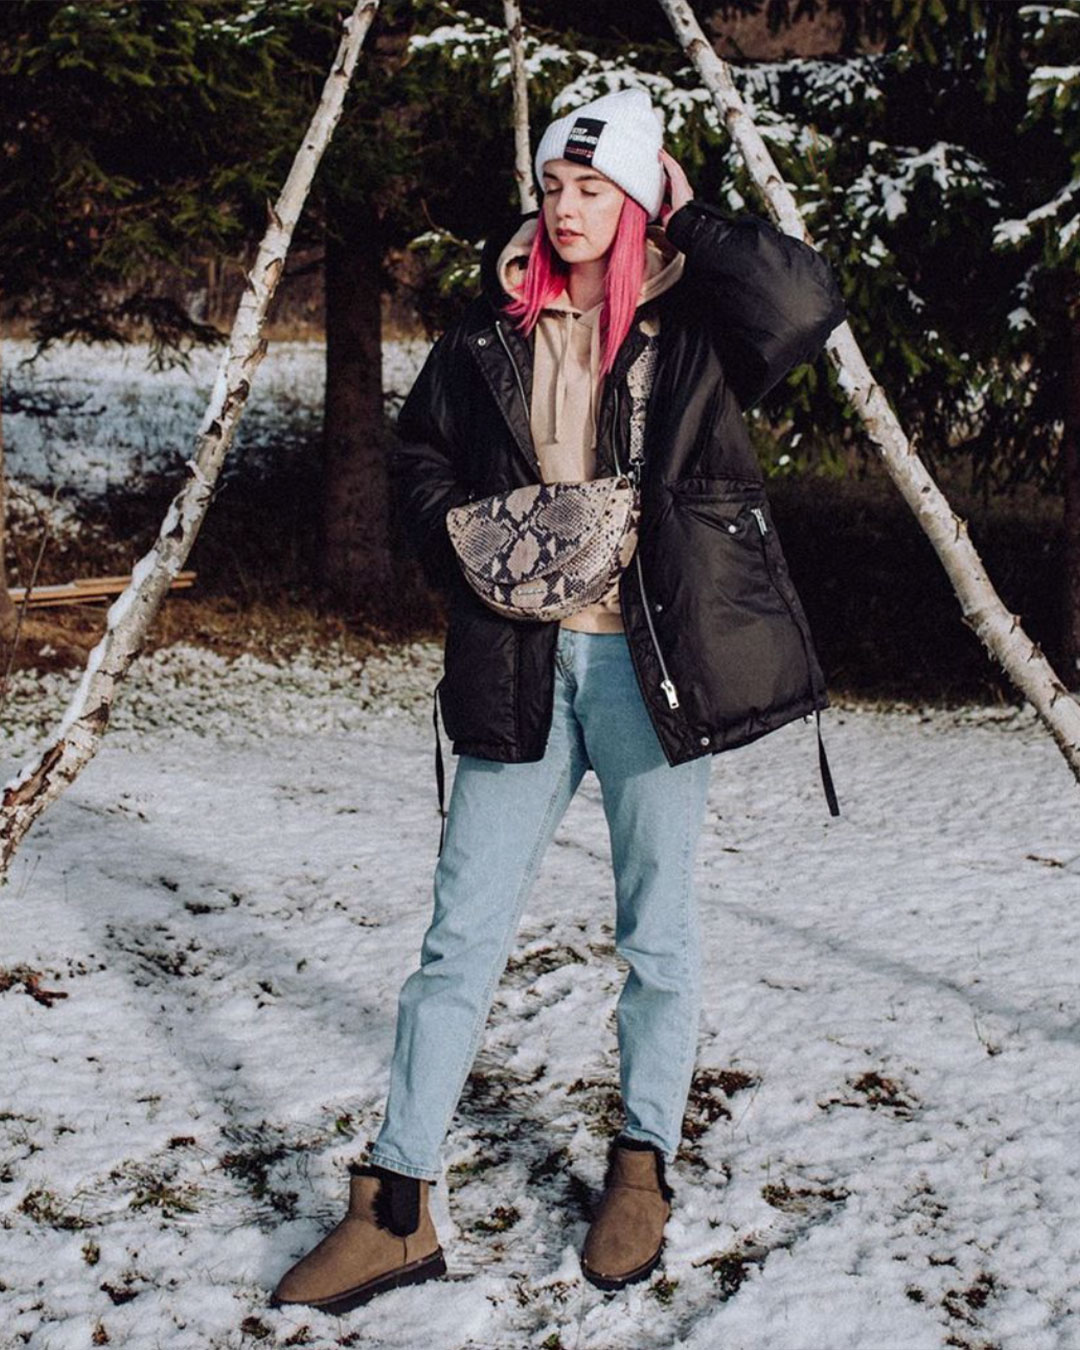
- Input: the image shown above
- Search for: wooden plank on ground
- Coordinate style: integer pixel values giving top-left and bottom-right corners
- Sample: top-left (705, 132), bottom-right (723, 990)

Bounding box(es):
top-left (7, 572), bottom-right (197, 610)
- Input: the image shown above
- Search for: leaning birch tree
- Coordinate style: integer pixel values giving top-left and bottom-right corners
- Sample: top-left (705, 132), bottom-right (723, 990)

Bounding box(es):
top-left (656, 0), bottom-right (1080, 783)
top-left (0, 342), bottom-right (15, 661)
top-left (0, 0), bottom-right (381, 876)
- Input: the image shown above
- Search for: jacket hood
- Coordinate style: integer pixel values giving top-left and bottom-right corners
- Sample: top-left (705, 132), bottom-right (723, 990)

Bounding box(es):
top-left (480, 212), bottom-right (538, 309)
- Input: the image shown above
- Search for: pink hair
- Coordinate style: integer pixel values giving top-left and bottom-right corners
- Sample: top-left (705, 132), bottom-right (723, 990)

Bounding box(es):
top-left (505, 197), bottom-right (649, 377)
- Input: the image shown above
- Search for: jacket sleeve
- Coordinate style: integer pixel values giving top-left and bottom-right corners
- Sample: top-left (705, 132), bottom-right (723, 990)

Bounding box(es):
top-left (392, 332), bottom-right (472, 593)
top-left (664, 200), bottom-right (846, 410)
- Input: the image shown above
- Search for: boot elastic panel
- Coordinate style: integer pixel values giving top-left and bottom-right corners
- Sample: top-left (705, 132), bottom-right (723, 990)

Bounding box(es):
top-left (360, 1165), bottom-right (421, 1237)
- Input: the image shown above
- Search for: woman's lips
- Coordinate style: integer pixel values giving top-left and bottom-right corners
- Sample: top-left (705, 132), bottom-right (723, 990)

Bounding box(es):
top-left (556, 229), bottom-right (582, 242)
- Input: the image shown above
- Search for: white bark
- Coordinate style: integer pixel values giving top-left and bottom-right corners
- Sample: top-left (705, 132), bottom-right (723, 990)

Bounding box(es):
top-left (657, 0), bottom-right (1080, 784)
top-left (504, 0), bottom-right (537, 214)
top-left (0, 329), bottom-right (15, 649)
top-left (0, 0), bottom-right (381, 875)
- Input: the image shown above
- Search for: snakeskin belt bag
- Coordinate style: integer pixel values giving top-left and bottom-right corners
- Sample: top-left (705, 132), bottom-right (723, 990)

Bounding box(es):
top-left (445, 476), bottom-right (640, 621)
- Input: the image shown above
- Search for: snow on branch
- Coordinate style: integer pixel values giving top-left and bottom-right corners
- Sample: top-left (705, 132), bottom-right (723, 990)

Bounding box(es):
top-left (409, 8), bottom-right (578, 86)
top-left (994, 177), bottom-right (1080, 252)
top-left (847, 142), bottom-right (1002, 226)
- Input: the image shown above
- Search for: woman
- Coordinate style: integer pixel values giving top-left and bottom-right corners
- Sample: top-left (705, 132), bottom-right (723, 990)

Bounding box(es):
top-left (273, 86), bottom-right (845, 1314)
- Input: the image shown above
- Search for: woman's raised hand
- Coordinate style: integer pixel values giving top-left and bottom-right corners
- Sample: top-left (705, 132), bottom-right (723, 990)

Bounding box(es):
top-left (659, 149), bottom-right (694, 226)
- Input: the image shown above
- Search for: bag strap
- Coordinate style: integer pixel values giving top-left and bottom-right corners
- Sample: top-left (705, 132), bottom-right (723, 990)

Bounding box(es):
top-left (816, 711), bottom-right (840, 818)
top-left (433, 683), bottom-right (447, 854)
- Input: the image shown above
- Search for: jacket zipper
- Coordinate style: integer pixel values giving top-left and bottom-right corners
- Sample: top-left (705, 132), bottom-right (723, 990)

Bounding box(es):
top-left (612, 383), bottom-right (679, 711)
top-left (634, 553), bottom-right (680, 710)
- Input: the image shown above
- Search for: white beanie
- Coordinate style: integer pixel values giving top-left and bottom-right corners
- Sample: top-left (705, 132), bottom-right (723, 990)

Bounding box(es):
top-left (534, 87), bottom-right (665, 220)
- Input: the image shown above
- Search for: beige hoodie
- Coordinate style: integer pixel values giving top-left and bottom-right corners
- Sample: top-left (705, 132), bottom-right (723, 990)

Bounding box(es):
top-left (496, 218), bottom-right (685, 632)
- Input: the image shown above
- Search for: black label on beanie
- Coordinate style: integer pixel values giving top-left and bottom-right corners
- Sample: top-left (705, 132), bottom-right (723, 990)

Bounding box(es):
top-left (564, 117), bottom-right (605, 165)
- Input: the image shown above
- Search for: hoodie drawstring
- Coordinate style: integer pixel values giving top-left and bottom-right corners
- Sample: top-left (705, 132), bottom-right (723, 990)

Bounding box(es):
top-left (549, 307), bottom-right (604, 452)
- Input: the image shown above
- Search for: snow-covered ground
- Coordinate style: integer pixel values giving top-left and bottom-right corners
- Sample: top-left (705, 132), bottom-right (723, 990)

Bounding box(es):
top-left (2, 339), bottom-right (429, 498)
top-left (3, 644), bottom-right (1080, 1350)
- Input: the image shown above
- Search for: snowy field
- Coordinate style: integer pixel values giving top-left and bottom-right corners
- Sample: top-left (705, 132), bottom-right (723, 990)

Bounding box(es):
top-left (3, 643), bottom-right (1080, 1350)
top-left (2, 339), bottom-right (429, 498)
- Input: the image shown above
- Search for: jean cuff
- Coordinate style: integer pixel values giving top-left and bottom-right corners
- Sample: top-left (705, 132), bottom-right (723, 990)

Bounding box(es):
top-left (367, 1150), bottom-right (441, 1183)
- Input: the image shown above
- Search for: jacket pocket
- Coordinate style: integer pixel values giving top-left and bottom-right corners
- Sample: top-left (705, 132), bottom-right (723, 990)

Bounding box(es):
top-left (669, 481), bottom-right (784, 605)
top-left (662, 482), bottom-right (825, 722)
top-left (669, 476), bottom-right (763, 504)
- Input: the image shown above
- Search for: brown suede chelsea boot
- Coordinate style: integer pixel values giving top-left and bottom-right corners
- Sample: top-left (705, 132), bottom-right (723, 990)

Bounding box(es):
top-left (271, 1165), bottom-right (446, 1315)
top-left (581, 1138), bottom-right (673, 1291)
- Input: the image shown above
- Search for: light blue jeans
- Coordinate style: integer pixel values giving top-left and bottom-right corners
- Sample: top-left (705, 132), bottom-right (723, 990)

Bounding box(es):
top-left (369, 630), bottom-right (712, 1180)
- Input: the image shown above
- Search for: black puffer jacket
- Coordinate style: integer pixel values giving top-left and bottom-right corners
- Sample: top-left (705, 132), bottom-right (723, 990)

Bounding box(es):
top-left (394, 200), bottom-right (846, 766)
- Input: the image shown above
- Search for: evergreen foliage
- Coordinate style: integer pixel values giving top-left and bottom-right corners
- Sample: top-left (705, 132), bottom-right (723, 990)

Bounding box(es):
top-left (2, 0), bottom-right (1077, 571)
top-left (0, 0), bottom-right (304, 359)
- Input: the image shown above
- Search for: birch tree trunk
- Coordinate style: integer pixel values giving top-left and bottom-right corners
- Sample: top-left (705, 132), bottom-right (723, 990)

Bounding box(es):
top-left (0, 335), bottom-right (16, 659)
top-left (0, 0), bottom-right (381, 877)
top-left (657, 0), bottom-right (1080, 783)
top-left (503, 0), bottom-right (537, 214)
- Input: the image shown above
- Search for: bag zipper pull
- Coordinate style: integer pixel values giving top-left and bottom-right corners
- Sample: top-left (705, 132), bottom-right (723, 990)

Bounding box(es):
top-left (661, 678), bottom-right (680, 710)
top-left (751, 507), bottom-right (768, 535)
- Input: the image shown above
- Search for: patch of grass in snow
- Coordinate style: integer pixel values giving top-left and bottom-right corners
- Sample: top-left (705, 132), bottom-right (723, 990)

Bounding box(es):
top-left (696, 1239), bottom-right (769, 1301)
top-left (100, 1272), bottom-right (145, 1305)
top-left (0, 965), bottom-right (69, 1008)
top-left (821, 1069), bottom-right (919, 1117)
top-left (128, 1175), bottom-right (202, 1217)
top-left (105, 923), bottom-right (206, 982)
top-left (761, 1178), bottom-right (848, 1216)
top-left (528, 1145), bottom-right (571, 1185)
top-left (17, 1188), bottom-right (93, 1231)
top-left (458, 1064), bottom-right (545, 1120)
top-left (649, 1275), bottom-right (679, 1305)
top-left (941, 1271), bottom-right (1003, 1349)
top-left (219, 1125), bottom-right (300, 1220)
top-left (0, 1113), bottom-right (41, 1183)
top-left (472, 1203), bottom-right (521, 1234)
top-left (682, 1067), bottom-right (759, 1142)
top-left (565, 1077), bottom-right (623, 1139)
top-left (446, 1152), bottom-right (498, 1182)
top-left (504, 943), bottom-right (587, 982)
